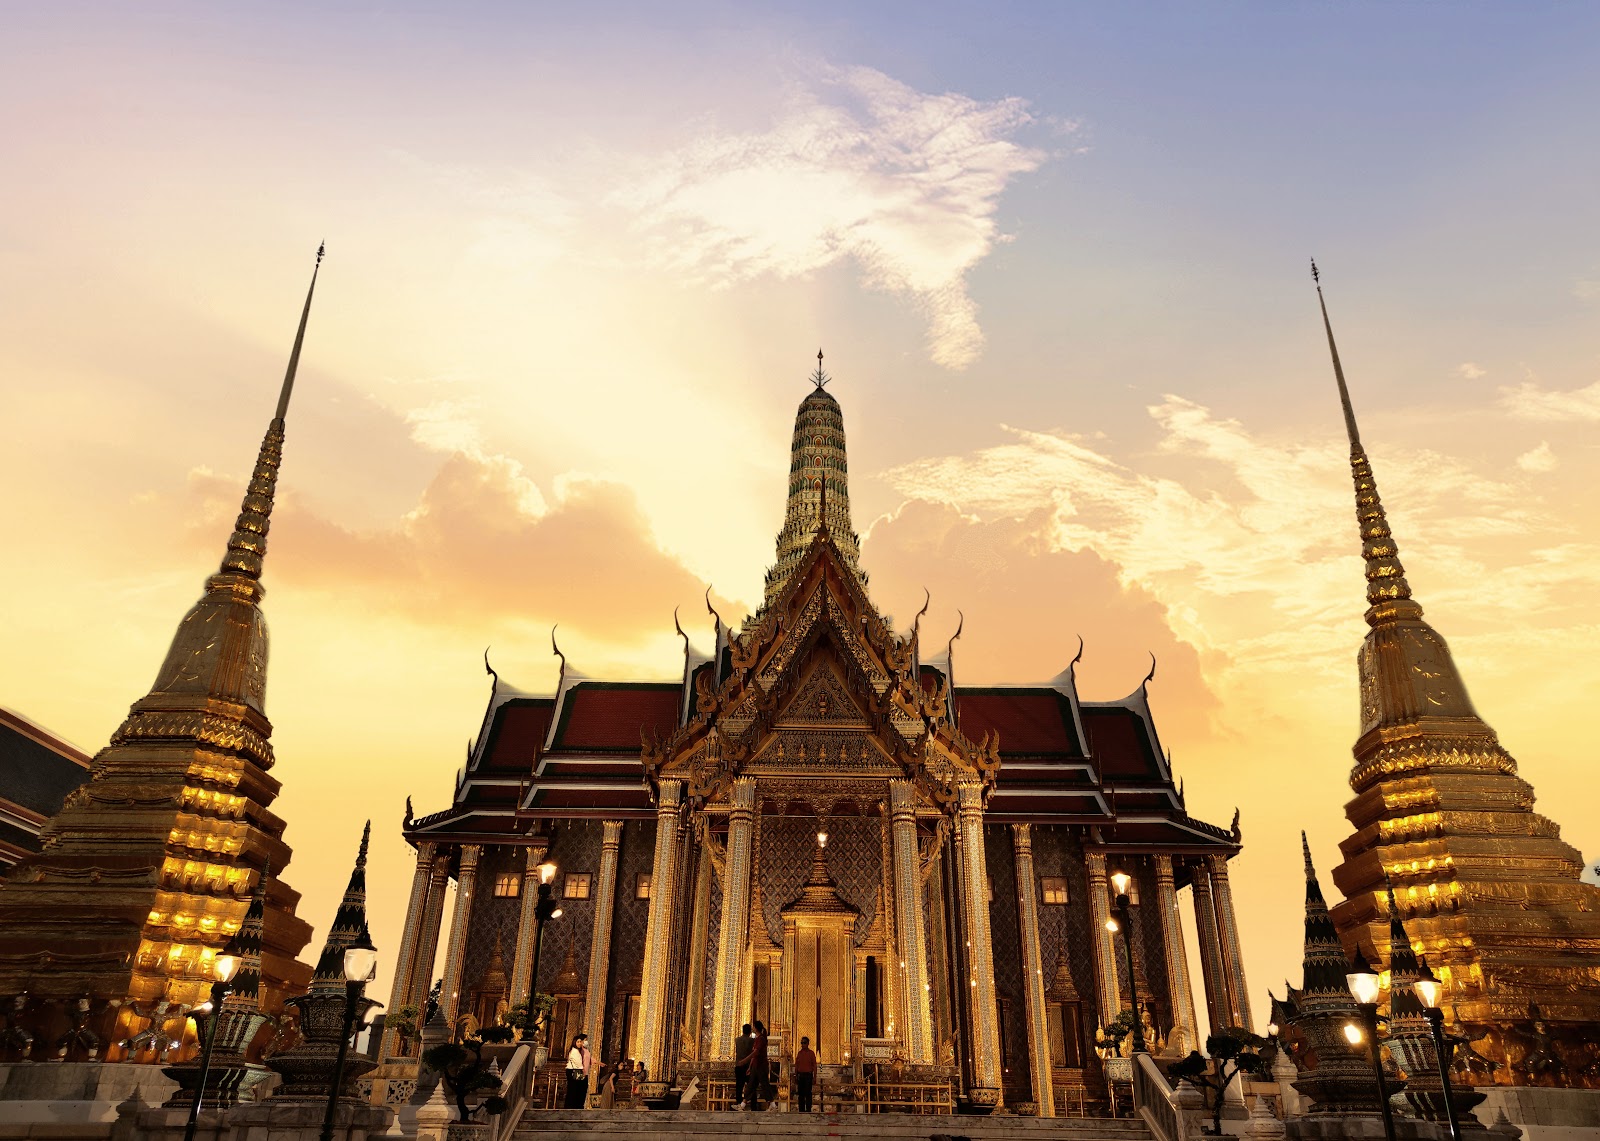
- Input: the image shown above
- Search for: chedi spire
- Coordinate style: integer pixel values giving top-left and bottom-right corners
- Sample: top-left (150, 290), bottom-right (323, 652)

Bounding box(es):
top-left (1311, 262), bottom-right (1600, 1078)
top-left (0, 247), bottom-right (324, 1048)
top-left (761, 350), bottom-right (866, 610)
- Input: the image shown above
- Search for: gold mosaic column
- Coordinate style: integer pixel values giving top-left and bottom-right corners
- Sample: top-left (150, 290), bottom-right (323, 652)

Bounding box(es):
top-left (1154, 856), bottom-right (1200, 1055)
top-left (1011, 826), bottom-right (1055, 1117)
top-left (1191, 859), bottom-right (1232, 1035)
top-left (889, 779), bottom-right (934, 1063)
top-left (508, 842), bottom-right (551, 1008)
top-left (878, 804), bottom-right (903, 1043)
top-left (584, 822), bottom-right (625, 1053)
top-left (710, 776), bottom-right (757, 1059)
top-left (1085, 851), bottom-right (1121, 1027)
top-left (440, 844), bottom-right (482, 1025)
top-left (382, 841), bottom-right (438, 1057)
top-left (956, 779), bottom-right (1002, 1105)
top-left (407, 852), bottom-right (451, 1019)
top-left (1208, 854), bottom-right (1253, 1031)
top-left (682, 837), bottom-right (714, 1060)
top-left (637, 779), bottom-right (682, 1091)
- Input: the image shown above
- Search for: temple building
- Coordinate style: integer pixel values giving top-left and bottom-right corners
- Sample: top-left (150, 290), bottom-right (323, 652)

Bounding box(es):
top-left (392, 358), bottom-right (1255, 1112)
top-left (1313, 270), bottom-right (1600, 1079)
top-left (0, 708), bottom-right (90, 874)
top-left (0, 250), bottom-right (327, 1055)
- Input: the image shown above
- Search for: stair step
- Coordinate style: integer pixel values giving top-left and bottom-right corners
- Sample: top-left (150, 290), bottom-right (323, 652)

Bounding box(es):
top-left (513, 1107), bottom-right (1153, 1141)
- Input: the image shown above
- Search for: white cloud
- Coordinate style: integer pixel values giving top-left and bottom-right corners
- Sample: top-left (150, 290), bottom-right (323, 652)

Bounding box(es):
top-left (404, 400), bottom-right (547, 518)
top-left (1516, 441), bottom-right (1558, 472)
top-left (1457, 362), bottom-right (1486, 380)
top-left (613, 65), bottom-right (1048, 369)
top-left (882, 398), bottom-right (1589, 678)
top-left (1498, 379), bottom-right (1600, 422)
top-left (1574, 279), bottom-right (1600, 301)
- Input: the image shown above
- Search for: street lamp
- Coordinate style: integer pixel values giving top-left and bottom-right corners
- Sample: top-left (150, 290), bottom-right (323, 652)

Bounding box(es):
top-left (1108, 870), bottom-right (1146, 1054)
top-left (1345, 948), bottom-right (1397, 1141)
top-left (182, 949), bottom-right (242, 1141)
top-left (526, 861), bottom-right (562, 1044)
top-left (1412, 960), bottom-right (1463, 1141)
top-left (320, 927), bottom-right (379, 1141)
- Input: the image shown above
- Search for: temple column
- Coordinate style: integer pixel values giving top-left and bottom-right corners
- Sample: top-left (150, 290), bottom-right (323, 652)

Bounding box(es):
top-left (1154, 856), bottom-right (1200, 1055)
top-left (878, 803), bottom-right (902, 1045)
top-left (407, 852), bottom-right (451, 1019)
top-left (637, 779), bottom-right (683, 1090)
top-left (682, 834), bottom-right (714, 1060)
top-left (1208, 854), bottom-right (1253, 1031)
top-left (584, 822), bottom-right (625, 1053)
top-left (1012, 825), bottom-right (1055, 1117)
top-left (381, 841), bottom-right (437, 1057)
top-left (507, 842), bottom-right (551, 1009)
top-left (956, 779), bottom-right (1001, 1104)
top-left (1191, 859), bottom-right (1233, 1036)
top-left (440, 844), bottom-right (482, 1027)
top-left (710, 776), bottom-right (756, 1060)
top-left (888, 779), bottom-right (933, 1063)
top-left (1085, 851), bottom-right (1121, 1028)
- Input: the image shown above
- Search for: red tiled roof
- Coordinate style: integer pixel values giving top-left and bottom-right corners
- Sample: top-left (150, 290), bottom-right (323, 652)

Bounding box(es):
top-left (552, 684), bottom-right (681, 752)
top-left (955, 690), bottom-right (1080, 756)
top-left (479, 700), bottom-right (554, 772)
top-left (1081, 707), bottom-right (1160, 780)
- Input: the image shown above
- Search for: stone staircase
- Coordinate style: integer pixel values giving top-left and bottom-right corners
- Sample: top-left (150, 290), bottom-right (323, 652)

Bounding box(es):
top-left (513, 1108), bottom-right (1156, 1141)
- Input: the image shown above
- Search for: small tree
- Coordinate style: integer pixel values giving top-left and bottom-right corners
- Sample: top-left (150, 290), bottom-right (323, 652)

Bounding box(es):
top-left (509, 993), bottom-right (556, 1043)
top-left (422, 1038), bottom-right (503, 1122)
top-left (425, 980), bottom-right (442, 1026)
top-left (388, 1004), bottom-right (421, 1055)
top-left (1168, 1027), bottom-right (1268, 1136)
top-left (1100, 1009), bottom-right (1140, 1057)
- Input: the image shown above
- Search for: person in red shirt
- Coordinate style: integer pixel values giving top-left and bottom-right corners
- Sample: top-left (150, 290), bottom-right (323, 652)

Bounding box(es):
top-left (793, 1036), bottom-right (817, 1112)
top-left (744, 1021), bottom-right (770, 1110)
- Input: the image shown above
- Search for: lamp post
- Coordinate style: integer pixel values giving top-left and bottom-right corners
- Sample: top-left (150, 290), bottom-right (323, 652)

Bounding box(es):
top-left (526, 862), bottom-right (561, 1045)
top-left (1412, 961), bottom-right (1463, 1141)
top-left (1345, 949), bottom-right (1397, 1141)
top-left (1107, 870), bottom-right (1146, 1054)
top-left (182, 950), bottom-right (242, 1141)
top-left (320, 928), bottom-right (379, 1141)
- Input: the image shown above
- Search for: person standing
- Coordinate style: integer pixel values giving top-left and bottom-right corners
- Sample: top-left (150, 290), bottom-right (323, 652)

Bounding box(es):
top-left (732, 1023), bottom-right (753, 1110)
top-left (744, 1021), bottom-right (769, 1110)
top-left (793, 1036), bottom-right (817, 1112)
top-left (564, 1032), bottom-right (591, 1108)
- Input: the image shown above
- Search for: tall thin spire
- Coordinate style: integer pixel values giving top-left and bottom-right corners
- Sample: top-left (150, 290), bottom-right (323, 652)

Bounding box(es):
top-left (219, 243), bottom-right (324, 583)
top-left (310, 820), bottom-right (371, 995)
top-left (1311, 260), bottom-right (1415, 618)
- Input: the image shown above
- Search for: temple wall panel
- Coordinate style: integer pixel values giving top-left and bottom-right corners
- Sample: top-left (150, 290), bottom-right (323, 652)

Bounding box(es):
top-left (759, 813), bottom-right (880, 946)
top-left (983, 823), bottom-right (1029, 1100)
top-left (1030, 825), bottom-right (1100, 1049)
top-left (460, 846), bottom-right (523, 1014)
top-left (603, 818), bottom-right (656, 1060)
top-left (534, 820), bottom-right (604, 1000)
top-left (697, 848), bottom-right (724, 1057)
top-left (1132, 862), bottom-right (1175, 1045)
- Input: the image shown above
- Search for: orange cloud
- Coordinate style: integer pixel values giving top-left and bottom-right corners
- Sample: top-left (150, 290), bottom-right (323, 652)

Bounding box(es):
top-left (863, 500), bottom-right (1219, 741)
top-left (182, 453), bottom-right (735, 644)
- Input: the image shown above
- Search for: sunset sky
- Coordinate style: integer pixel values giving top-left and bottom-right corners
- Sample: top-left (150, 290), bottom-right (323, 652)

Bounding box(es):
top-left (4, 3), bottom-right (1600, 1022)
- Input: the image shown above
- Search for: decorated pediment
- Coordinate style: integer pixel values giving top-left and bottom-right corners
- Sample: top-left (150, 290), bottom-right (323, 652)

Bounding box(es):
top-left (643, 528), bottom-right (1000, 805)
top-left (777, 658), bottom-right (870, 728)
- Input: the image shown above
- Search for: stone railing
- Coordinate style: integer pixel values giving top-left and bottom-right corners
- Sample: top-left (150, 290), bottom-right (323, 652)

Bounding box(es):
top-left (490, 1044), bottom-right (533, 1141)
top-left (1133, 1053), bottom-right (1180, 1141)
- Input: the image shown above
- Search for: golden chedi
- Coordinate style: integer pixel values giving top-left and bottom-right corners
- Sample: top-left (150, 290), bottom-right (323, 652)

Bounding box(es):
top-left (0, 250), bottom-right (327, 1057)
top-left (1312, 265), bottom-right (1600, 1082)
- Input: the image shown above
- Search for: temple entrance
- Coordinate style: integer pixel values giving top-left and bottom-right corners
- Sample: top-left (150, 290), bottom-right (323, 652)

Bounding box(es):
top-left (780, 836), bottom-right (858, 1065)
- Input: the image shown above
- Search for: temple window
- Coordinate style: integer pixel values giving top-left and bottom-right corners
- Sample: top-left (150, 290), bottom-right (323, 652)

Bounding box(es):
top-left (492, 872), bottom-right (520, 898)
top-left (1041, 877), bottom-right (1069, 905)
top-left (563, 873), bottom-right (592, 900)
top-left (635, 873), bottom-right (652, 900)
